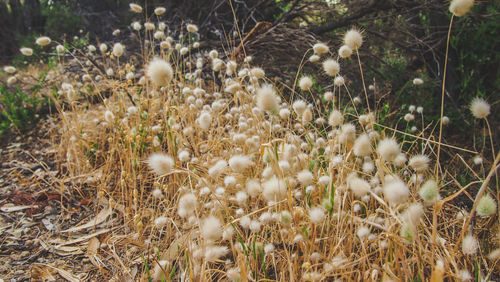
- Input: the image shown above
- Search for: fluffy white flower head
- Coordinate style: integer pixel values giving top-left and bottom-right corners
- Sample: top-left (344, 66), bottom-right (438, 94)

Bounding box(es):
top-left (353, 134), bottom-right (371, 157)
top-left (148, 153), bottom-right (174, 176)
top-left (201, 216), bottom-right (223, 241)
top-left (104, 110), bottom-right (115, 123)
top-left (377, 138), bottom-right (400, 162)
top-left (313, 43), bottom-right (329, 55)
top-left (338, 45), bottom-right (353, 58)
top-left (462, 234), bottom-right (478, 255)
top-left (293, 100), bottom-right (307, 116)
top-left (178, 193), bottom-right (197, 218)
top-left (256, 84), bottom-right (279, 112)
top-left (408, 154), bottom-right (430, 171)
top-left (3, 66), bottom-right (16, 74)
top-left (154, 216), bottom-right (167, 227)
top-left (113, 43), bottom-right (124, 57)
top-left (418, 179), bottom-right (439, 204)
top-left (476, 194), bottom-right (497, 217)
top-left (383, 177), bottom-right (409, 206)
top-left (229, 155), bottom-right (253, 172)
top-left (155, 7), bottom-right (166, 15)
top-left (198, 112), bottom-right (212, 130)
top-left (334, 76), bottom-right (345, 86)
top-left (147, 57), bottom-right (173, 87)
top-left (250, 67), bottom-right (265, 78)
top-left (344, 29), bottom-right (363, 50)
top-left (309, 207), bottom-right (326, 224)
top-left (262, 176), bottom-right (287, 202)
top-left (348, 176), bottom-right (371, 198)
top-left (299, 76), bottom-right (313, 91)
top-left (55, 45), bottom-right (65, 53)
top-left (7, 77), bottom-right (17, 85)
top-left (129, 3), bottom-right (142, 13)
top-left (132, 21), bottom-right (142, 31)
top-left (99, 43), bottom-right (107, 53)
top-left (178, 150), bottom-right (190, 162)
top-left (36, 36), bottom-right (51, 47)
top-left (20, 47), bottom-right (33, 56)
top-left (323, 59), bottom-right (340, 76)
top-left (470, 97), bottom-right (490, 119)
top-left (204, 245), bottom-right (228, 262)
top-left (187, 24), bottom-right (198, 33)
top-left (329, 110), bottom-right (343, 126)
top-left (297, 170), bottom-right (314, 186)
top-left (449, 0), bottom-right (474, 17)
top-left (309, 55), bottom-right (320, 63)
top-left (413, 78), bottom-right (423, 85)
top-left (144, 22), bottom-right (155, 30)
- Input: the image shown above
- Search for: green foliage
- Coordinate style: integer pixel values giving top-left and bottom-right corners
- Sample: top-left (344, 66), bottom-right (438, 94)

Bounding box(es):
top-left (71, 32), bottom-right (90, 50)
top-left (450, 3), bottom-right (500, 105)
top-left (274, 0), bottom-right (293, 20)
top-left (0, 58), bottom-right (56, 136)
top-left (11, 33), bottom-right (46, 66)
top-left (40, 0), bottom-right (81, 38)
top-left (380, 49), bottom-right (408, 90)
top-left (0, 85), bottom-right (41, 135)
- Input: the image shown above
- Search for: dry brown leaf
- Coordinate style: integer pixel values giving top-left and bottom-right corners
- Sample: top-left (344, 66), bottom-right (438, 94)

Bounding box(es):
top-left (151, 233), bottom-right (190, 281)
top-left (39, 240), bottom-right (83, 256)
top-left (87, 237), bottom-right (99, 256)
top-left (61, 207), bottom-right (112, 233)
top-left (87, 237), bottom-right (100, 267)
top-left (0, 205), bottom-right (38, 212)
top-left (31, 264), bottom-right (56, 281)
top-left (55, 245), bottom-right (84, 256)
top-left (50, 266), bottom-right (80, 282)
top-left (50, 228), bottom-right (111, 246)
top-left (32, 263), bottom-right (80, 282)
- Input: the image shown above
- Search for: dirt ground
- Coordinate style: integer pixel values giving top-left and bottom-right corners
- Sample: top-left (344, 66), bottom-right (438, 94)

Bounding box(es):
top-left (0, 119), bottom-right (102, 281)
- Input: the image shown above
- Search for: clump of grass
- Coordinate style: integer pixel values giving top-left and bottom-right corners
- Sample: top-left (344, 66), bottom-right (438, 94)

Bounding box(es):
top-left (3, 1), bottom-right (499, 280)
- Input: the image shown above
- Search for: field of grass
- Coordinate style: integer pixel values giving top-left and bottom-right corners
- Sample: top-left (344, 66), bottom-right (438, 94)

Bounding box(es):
top-left (1, 0), bottom-right (499, 281)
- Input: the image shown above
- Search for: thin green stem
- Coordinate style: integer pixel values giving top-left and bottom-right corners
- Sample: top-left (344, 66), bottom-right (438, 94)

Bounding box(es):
top-left (356, 49), bottom-right (370, 113)
top-left (435, 15), bottom-right (454, 178)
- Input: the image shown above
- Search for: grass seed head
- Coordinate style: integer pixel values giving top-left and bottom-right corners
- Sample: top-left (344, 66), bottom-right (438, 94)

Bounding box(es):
top-left (418, 179), bottom-right (440, 204)
top-left (178, 193), bottom-right (197, 218)
top-left (129, 3), bottom-right (143, 13)
top-left (20, 47), bottom-right (33, 56)
top-left (201, 216), bottom-right (223, 241)
top-left (323, 59), bottom-right (340, 76)
top-left (344, 29), bottom-right (363, 50)
top-left (147, 57), bottom-right (173, 87)
top-left (35, 36), bottom-right (51, 47)
top-left (353, 134), bottom-right (372, 157)
top-left (299, 76), bottom-right (313, 91)
top-left (154, 7), bottom-right (166, 15)
top-left (408, 154), bottom-right (430, 172)
top-left (148, 153), bottom-right (174, 176)
top-left (348, 175), bottom-right (371, 198)
top-left (383, 177), bottom-right (409, 206)
top-left (313, 42), bottom-right (329, 55)
top-left (262, 176), bottom-right (287, 203)
top-left (449, 0), bottom-right (474, 17)
top-left (338, 45), bottom-right (353, 58)
top-left (257, 84), bottom-right (279, 112)
top-left (112, 43), bottom-right (124, 57)
top-left (476, 194), bottom-right (497, 217)
top-left (470, 97), bottom-right (490, 119)
top-left (377, 138), bottom-right (401, 162)
top-left (462, 234), bottom-right (478, 255)
top-left (187, 24), bottom-right (199, 33)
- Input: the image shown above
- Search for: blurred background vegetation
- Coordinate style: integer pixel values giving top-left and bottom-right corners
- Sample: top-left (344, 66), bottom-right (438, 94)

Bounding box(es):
top-left (0, 0), bottom-right (498, 149)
